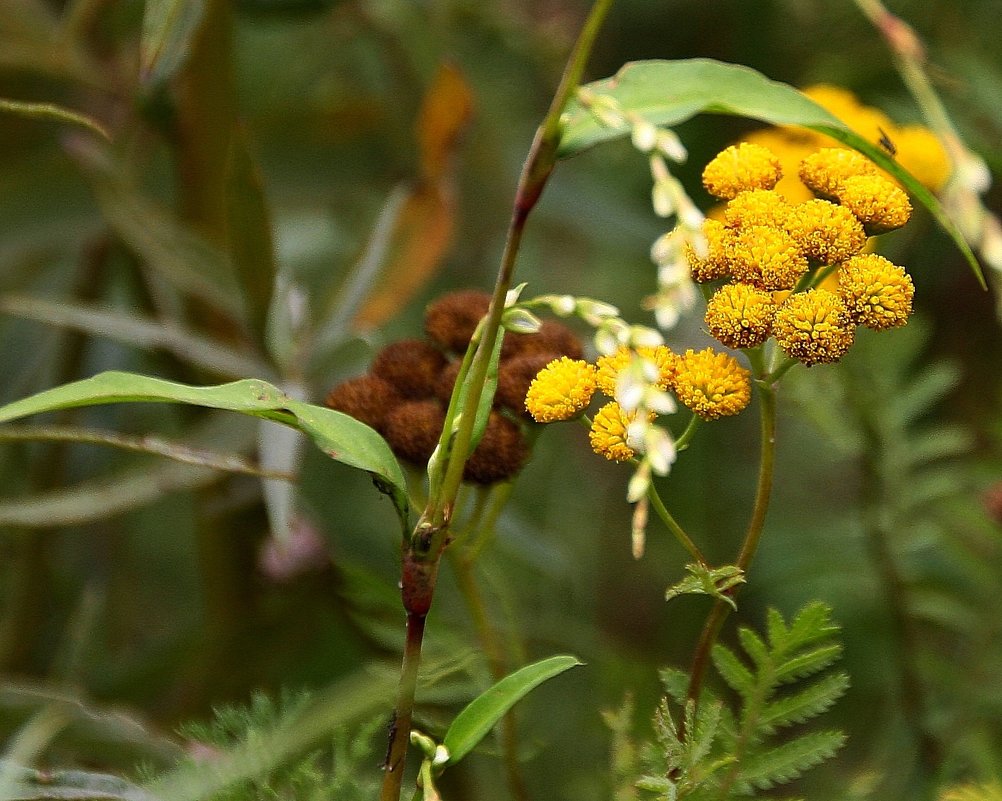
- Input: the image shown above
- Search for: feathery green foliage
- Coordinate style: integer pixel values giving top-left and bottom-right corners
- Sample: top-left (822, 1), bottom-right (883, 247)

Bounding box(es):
top-left (638, 603), bottom-right (848, 800)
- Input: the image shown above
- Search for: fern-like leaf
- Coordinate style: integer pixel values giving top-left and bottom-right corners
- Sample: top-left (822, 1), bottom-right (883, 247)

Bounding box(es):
top-left (758, 672), bottom-right (850, 734)
top-left (711, 644), bottom-right (755, 699)
top-left (733, 729), bottom-right (846, 793)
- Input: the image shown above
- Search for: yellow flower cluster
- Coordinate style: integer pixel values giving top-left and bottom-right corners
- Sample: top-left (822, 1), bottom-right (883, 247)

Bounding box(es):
top-left (525, 343), bottom-right (751, 462)
top-left (696, 140), bottom-right (915, 366)
top-left (742, 84), bottom-right (951, 204)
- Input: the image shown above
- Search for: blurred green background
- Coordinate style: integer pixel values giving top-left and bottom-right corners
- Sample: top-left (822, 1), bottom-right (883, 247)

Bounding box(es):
top-left (1, 0), bottom-right (1000, 799)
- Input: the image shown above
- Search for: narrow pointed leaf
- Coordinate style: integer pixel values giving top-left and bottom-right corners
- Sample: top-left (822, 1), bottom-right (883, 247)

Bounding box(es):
top-left (0, 293), bottom-right (269, 378)
top-left (0, 371), bottom-right (407, 517)
top-left (558, 58), bottom-right (983, 285)
top-left (140, 0), bottom-right (206, 86)
top-left (0, 97), bottom-right (110, 141)
top-left (710, 644), bottom-right (755, 699)
top-left (442, 655), bottom-right (582, 765)
top-left (226, 127), bottom-right (277, 344)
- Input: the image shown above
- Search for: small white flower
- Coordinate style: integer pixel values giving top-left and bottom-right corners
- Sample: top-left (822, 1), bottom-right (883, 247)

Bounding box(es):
top-left (656, 129), bottom-right (688, 163)
top-left (628, 325), bottom-right (665, 348)
top-left (644, 426), bottom-right (677, 475)
top-left (627, 459), bottom-right (652, 504)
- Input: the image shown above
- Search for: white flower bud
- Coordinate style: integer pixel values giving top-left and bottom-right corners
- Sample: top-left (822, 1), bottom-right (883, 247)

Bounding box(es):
top-left (502, 307), bottom-right (542, 334)
top-left (631, 120), bottom-right (659, 152)
top-left (656, 129), bottom-right (688, 163)
top-left (629, 325), bottom-right (664, 348)
top-left (505, 283), bottom-right (528, 307)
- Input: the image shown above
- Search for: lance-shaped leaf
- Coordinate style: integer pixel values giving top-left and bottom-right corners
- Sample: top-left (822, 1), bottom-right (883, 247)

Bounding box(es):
top-left (442, 655), bottom-right (582, 766)
top-left (0, 97), bottom-right (110, 141)
top-left (558, 58), bottom-right (983, 285)
top-left (140, 0), bottom-right (206, 86)
top-left (0, 371), bottom-right (408, 519)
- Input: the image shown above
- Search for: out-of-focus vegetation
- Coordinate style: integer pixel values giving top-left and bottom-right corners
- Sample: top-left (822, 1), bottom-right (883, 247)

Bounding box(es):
top-left (0, 0), bottom-right (1000, 799)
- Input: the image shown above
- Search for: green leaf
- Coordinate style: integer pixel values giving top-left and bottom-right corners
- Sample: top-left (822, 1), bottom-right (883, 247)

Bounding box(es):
top-left (737, 627), bottom-right (770, 669)
top-left (665, 563), bottom-right (745, 610)
top-left (226, 127), bottom-right (277, 345)
top-left (0, 371), bottom-right (408, 518)
top-left (710, 644), bottom-right (754, 699)
top-left (735, 729), bottom-right (846, 792)
top-left (442, 654), bottom-right (582, 766)
top-left (774, 643), bottom-right (843, 685)
top-left (0, 97), bottom-right (110, 141)
top-left (758, 672), bottom-right (850, 734)
top-left (558, 58), bottom-right (984, 286)
top-left (140, 0), bottom-right (206, 86)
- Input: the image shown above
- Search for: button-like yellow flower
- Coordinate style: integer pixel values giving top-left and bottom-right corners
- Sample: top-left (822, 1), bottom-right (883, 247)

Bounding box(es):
top-left (798, 147), bottom-right (879, 200)
top-left (784, 198), bottom-right (867, 264)
top-left (704, 283), bottom-right (777, 350)
top-left (589, 401), bottom-right (642, 462)
top-left (724, 189), bottom-right (791, 229)
top-left (838, 253), bottom-right (914, 330)
top-left (686, 218), bottom-right (733, 283)
top-left (671, 348), bottom-right (752, 420)
top-left (525, 357), bottom-right (597, 423)
top-left (595, 345), bottom-right (676, 397)
top-left (835, 174), bottom-right (912, 234)
top-left (702, 142), bottom-right (783, 200)
top-left (728, 226), bottom-right (808, 291)
top-left (894, 125), bottom-right (951, 192)
top-left (772, 288), bottom-right (855, 365)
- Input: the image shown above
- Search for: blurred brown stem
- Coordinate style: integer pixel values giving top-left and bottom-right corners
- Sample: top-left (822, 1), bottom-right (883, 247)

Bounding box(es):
top-left (379, 2), bottom-right (615, 798)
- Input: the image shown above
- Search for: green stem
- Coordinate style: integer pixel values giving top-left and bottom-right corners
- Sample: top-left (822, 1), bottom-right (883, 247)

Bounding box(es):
top-left (673, 414), bottom-right (701, 451)
top-left (647, 483), bottom-right (707, 567)
top-left (683, 372), bottom-right (778, 723)
top-left (379, 4), bottom-right (615, 798)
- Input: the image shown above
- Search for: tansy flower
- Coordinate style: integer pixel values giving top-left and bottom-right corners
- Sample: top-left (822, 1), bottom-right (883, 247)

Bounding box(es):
top-left (704, 283), bottom-right (776, 349)
top-left (728, 226), bottom-right (809, 291)
top-left (798, 148), bottom-right (879, 200)
top-left (784, 198), bottom-right (867, 264)
top-left (590, 401), bottom-right (643, 462)
top-left (525, 357), bottom-right (596, 423)
top-left (686, 218), bottom-right (733, 283)
top-left (702, 142), bottom-right (783, 200)
top-left (671, 348), bottom-right (752, 420)
top-left (772, 288), bottom-right (855, 365)
top-left (595, 345), bottom-right (676, 397)
top-left (838, 253), bottom-right (914, 330)
top-left (894, 125), bottom-right (951, 192)
top-left (724, 189), bottom-right (791, 229)
top-left (835, 174), bottom-right (912, 234)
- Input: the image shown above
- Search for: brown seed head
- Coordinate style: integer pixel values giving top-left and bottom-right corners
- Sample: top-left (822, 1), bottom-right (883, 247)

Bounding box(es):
top-left (383, 399), bottom-right (446, 466)
top-left (424, 290), bottom-right (492, 353)
top-left (324, 375), bottom-right (402, 433)
top-left (371, 339), bottom-right (447, 399)
top-left (463, 411), bottom-right (529, 484)
top-left (502, 320), bottom-right (584, 360)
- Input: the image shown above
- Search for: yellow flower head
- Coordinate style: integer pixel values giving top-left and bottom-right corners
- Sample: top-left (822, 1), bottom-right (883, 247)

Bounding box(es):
top-left (895, 125), bottom-right (951, 192)
top-left (525, 357), bottom-right (596, 423)
top-left (724, 189), bottom-right (791, 229)
top-left (835, 174), bottom-right (912, 234)
top-left (784, 198), bottom-right (867, 264)
top-left (589, 401), bottom-right (641, 462)
top-left (728, 225), bottom-right (809, 291)
top-left (687, 218), bottom-right (733, 283)
top-left (702, 142), bottom-right (783, 200)
top-left (772, 288), bottom-right (855, 365)
top-left (798, 147), bottom-right (879, 199)
top-left (803, 84), bottom-right (895, 145)
top-left (838, 253), bottom-right (914, 330)
top-left (671, 348), bottom-right (752, 420)
top-left (704, 283), bottom-right (777, 350)
top-left (595, 345), bottom-right (676, 398)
